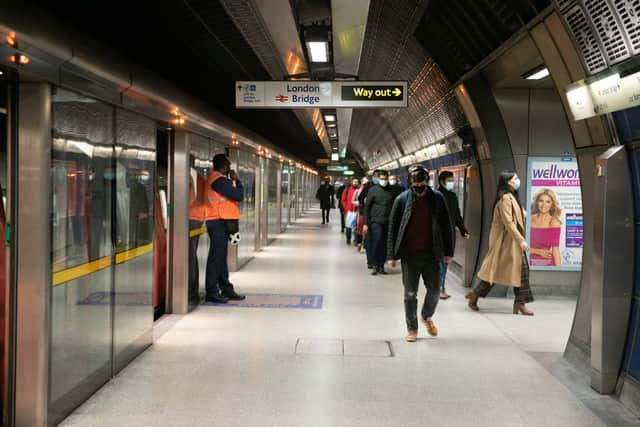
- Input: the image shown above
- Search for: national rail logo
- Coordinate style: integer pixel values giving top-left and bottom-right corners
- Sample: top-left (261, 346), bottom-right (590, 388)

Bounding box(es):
top-left (275, 94), bottom-right (289, 103)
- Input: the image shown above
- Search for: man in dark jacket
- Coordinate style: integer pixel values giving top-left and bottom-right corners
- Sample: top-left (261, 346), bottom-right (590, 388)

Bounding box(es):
top-left (315, 176), bottom-right (335, 225)
top-left (387, 165), bottom-right (453, 342)
top-left (438, 171), bottom-right (470, 299)
top-left (363, 170), bottom-right (395, 275)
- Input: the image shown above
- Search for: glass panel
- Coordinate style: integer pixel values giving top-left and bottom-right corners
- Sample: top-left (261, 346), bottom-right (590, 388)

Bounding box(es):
top-left (268, 160), bottom-right (279, 241)
top-left (49, 88), bottom-right (113, 418)
top-left (0, 75), bottom-right (9, 419)
top-left (238, 150), bottom-right (256, 264)
top-left (281, 164), bottom-right (289, 231)
top-left (188, 134), bottom-right (210, 303)
top-left (112, 108), bottom-right (155, 371)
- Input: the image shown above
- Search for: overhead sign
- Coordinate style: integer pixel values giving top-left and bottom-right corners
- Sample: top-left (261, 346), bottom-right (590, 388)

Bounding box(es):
top-left (316, 158), bottom-right (330, 165)
top-left (236, 81), bottom-right (408, 109)
top-left (566, 71), bottom-right (640, 120)
top-left (327, 165), bottom-right (349, 172)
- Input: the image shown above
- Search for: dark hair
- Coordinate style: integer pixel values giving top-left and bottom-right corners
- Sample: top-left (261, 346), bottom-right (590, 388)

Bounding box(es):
top-left (494, 170), bottom-right (520, 209)
top-left (439, 171), bottom-right (453, 183)
top-left (377, 170), bottom-right (389, 178)
top-left (213, 154), bottom-right (230, 171)
top-left (408, 164), bottom-right (428, 183)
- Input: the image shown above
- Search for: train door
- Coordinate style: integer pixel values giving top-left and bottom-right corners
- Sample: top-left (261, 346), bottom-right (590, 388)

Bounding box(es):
top-left (153, 128), bottom-right (169, 320)
top-left (0, 65), bottom-right (15, 427)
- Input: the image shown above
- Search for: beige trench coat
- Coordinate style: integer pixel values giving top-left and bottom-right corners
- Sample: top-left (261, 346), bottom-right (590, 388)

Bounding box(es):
top-left (477, 193), bottom-right (525, 287)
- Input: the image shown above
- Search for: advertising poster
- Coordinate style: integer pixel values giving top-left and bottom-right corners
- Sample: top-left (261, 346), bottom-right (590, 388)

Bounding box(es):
top-left (526, 157), bottom-right (583, 271)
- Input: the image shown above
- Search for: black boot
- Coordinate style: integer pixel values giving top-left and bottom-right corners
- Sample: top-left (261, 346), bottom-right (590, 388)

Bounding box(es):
top-left (205, 294), bottom-right (229, 304)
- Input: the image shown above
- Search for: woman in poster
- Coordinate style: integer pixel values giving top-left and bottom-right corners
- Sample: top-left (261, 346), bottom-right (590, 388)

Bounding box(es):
top-left (530, 189), bottom-right (562, 266)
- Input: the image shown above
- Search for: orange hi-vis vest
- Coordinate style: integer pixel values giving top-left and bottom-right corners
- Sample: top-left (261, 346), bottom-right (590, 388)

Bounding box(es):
top-left (202, 170), bottom-right (240, 221)
top-left (189, 174), bottom-right (207, 221)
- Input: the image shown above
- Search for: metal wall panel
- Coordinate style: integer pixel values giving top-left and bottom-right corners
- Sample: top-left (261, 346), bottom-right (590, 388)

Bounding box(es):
top-left (16, 82), bottom-right (50, 427)
top-left (170, 131), bottom-right (189, 314)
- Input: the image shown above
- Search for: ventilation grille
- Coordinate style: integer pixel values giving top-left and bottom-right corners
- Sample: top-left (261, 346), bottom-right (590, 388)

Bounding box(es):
top-left (612, 0), bottom-right (640, 53)
top-left (584, 0), bottom-right (631, 63)
top-left (554, 0), bottom-right (575, 10)
top-left (564, 4), bottom-right (608, 73)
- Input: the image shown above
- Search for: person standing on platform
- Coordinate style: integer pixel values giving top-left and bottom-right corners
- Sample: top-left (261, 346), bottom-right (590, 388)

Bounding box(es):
top-left (465, 171), bottom-right (534, 315)
top-left (437, 171), bottom-right (470, 299)
top-left (387, 165), bottom-right (454, 342)
top-left (315, 176), bottom-right (335, 225)
top-left (363, 170), bottom-right (395, 275)
top-left (203, 154), bottom-right (246, 303)
top-left (336, 181), bottom-right (346, 233)
top-left (341, 177), bottom-right (360, 245)
top-left (388, 174), bottom-right (404, 200)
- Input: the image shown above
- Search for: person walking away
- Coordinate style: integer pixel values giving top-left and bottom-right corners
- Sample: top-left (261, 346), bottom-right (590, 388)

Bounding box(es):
top-left (353, 175), bottom-right (371, 250)
top-left (364, 170), bottom-right (395, 275)
top-left (465, 171), bottom-right (534, 315)
top-left (388, 174), bottom-right (404, 199)
top-left (437, 171), bottom-right (470, 299)
top-left (341, 178), bottom-right (360, 245)
top-left (203, 154), bottom-right (246, 303)
top-left (388, 165), bottom-right (454, 342)
top-left (316, 176), bottom-right (335, 225)
top-left (336, 182), bottom-right (346, 233)
top-left (358, 173), bottom-right (376, 263)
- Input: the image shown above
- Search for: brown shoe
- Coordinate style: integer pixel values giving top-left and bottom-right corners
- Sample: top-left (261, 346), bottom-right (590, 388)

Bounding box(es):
top-left (513, 303), bottom-right (534, 316)
top-left (405, 330), bottom-right (417, 342)
top-left (422, 318), bottom-right (438, 337)
top-left (465, 291), bottom-right (479, 311)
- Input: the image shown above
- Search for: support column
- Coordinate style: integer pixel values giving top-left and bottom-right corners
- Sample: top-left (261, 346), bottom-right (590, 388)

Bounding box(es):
top-left (15, 82), bottom-right (50, 426)
top-left (169, 130), bottom-right (189, 314)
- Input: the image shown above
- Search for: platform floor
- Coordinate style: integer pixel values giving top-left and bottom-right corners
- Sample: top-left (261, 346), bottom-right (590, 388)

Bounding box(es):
top-left (61, 209), bottom-right (638, 426)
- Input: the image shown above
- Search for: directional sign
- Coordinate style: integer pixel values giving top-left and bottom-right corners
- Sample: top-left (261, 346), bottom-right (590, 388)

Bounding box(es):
top-left (327, 165), bottom-right (349, 172)
top-left (236, 81), bottom-right (408, 109)
top-left (316, 158), bottom-right (330, 165)
top-left (341, 85), bottom-right (404, 101)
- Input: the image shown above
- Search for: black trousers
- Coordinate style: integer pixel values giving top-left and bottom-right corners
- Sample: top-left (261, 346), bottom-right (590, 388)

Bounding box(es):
top-left (474, 254), bottom-right (534, 304)
top-left (339, 207), bottom-right (345, 231)
top-left (322, 209), bottom-right (330, 223)
top-left (401, 251), bottom-right (441, 331)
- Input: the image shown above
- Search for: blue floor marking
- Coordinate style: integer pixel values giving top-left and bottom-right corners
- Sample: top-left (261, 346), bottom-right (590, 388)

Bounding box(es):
top-left (205, 293), bottom-right (323, 309)
top-left (78, 291), bottom-right (151, 306)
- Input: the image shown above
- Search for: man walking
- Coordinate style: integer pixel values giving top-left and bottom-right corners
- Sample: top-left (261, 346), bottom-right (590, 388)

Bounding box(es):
top-left (363, 170), bottom-right (395, 275)
top-left (387, 165), bottom-right (454, 342)
top-left (203, 154), bottom-right (246, 303)
top-left (438, 171), bottom-right (469, 299)
top-left (315, 176), bottom-right (335, 225)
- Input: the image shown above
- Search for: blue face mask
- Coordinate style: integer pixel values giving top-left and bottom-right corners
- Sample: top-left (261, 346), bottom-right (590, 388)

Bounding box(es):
top-left (372, 177), bottom-right (379, 185)
top-left (445, 182), bottom-right (455, 191)
top-left (513, 178), bottom-right (521, 190)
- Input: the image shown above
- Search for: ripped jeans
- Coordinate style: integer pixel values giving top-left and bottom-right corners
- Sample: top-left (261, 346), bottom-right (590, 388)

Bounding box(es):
top-left (401, 251), bottom-right (441, 331)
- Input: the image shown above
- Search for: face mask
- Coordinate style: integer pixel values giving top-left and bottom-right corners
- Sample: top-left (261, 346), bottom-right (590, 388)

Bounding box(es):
top-left (139, 174), bottom-right (150, 183)
top-left (372, 177), bottom-right (379, 185)
top-left (445, 182), bottom-right (455, 191)
top-left (389, 179), bottom-right (397, 186)
top-left (379, 179), bottom-right (388, 187)
top-left (104, 172), bottom-right (115, 180)
top-left (412, 185), bottom-right (427, 195)
top-left (513, 178), bottom-right (521, 191)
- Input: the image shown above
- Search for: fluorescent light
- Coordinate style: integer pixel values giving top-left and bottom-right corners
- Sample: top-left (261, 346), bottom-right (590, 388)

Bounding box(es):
top-left (327, 123), bottom-right (336, 128)
top-left (331, 153), bottom-right (339, 161)
top-left (324, 115), bottom-right (336, 122)
top-left (307, 41), bottom-right (328, 63)
top-left (524, 67), bottom-right (550, 80)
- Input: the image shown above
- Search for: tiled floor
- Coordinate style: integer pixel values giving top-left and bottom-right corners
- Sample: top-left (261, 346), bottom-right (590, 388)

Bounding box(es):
top-left (61, 209), bottom-right (634, 426)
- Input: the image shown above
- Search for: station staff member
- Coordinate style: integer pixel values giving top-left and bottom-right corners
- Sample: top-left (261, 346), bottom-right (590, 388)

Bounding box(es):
top-left (203, 154), bottom-right (245, 303)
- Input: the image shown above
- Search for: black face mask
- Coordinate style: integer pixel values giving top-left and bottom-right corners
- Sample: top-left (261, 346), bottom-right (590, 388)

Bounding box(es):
top-left (412, 185), bottom-right (427, 195)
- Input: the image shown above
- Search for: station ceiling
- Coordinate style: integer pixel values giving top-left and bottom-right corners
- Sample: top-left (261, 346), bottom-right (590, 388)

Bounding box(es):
top-left (26, 0), bottom-right (552, 169)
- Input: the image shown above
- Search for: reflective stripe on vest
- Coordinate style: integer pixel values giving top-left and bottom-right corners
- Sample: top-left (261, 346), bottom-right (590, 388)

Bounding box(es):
top-left (203, 170), bottom-right (240, 221)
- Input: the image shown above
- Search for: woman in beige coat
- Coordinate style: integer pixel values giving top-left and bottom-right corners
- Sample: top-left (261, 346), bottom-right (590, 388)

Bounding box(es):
top-left (465, 171), bottom-right (534, 315)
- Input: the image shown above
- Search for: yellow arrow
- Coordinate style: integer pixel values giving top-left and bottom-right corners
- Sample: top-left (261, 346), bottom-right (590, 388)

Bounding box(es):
top-left (393, 88), bottom-right (402, 97)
